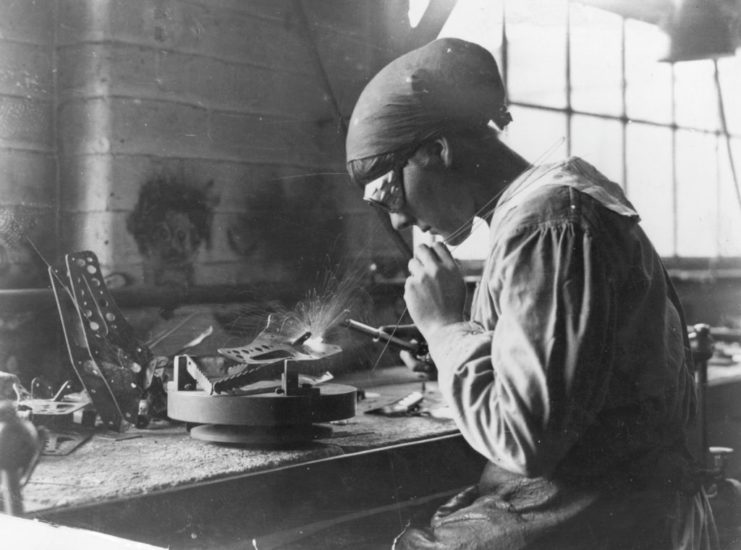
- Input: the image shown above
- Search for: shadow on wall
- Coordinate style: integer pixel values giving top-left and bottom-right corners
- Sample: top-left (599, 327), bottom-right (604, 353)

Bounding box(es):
top-left (226, 177), bottom-right (345, 284)
top-left (127, 176), bottom-right (218, 287)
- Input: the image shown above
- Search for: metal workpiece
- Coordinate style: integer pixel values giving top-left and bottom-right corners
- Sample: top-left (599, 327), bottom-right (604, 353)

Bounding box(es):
top-left (217, 314), bottom-right (342, 365)
top-left (210, 312), bottom-right (345, 395)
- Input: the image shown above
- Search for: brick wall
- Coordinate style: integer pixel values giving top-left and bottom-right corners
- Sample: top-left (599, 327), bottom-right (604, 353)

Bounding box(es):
top-left (0, 0), bottom-right (416, 295)
top-left (53, 0), bottom-right (396, 287)
top-left (0, 0), bottom-right (56, 288)
top-left (0, 0), bottom-right (415, 385)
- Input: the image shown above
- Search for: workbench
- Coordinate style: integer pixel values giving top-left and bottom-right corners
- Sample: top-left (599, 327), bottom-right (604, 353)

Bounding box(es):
top-left (14, 363), bottom-right (741, 549)
top-left (18, 368), bottom-right (486, 549)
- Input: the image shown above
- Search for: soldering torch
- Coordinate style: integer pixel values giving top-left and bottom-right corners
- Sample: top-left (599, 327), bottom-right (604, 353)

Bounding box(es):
top-left (341, 319), bottom-right (427, 355)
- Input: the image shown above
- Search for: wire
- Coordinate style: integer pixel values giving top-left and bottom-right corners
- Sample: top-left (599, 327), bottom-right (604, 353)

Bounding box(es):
top-left (369, 306), bottom-right (410, 372)
top-left (713, 59), bottom-right (741, 214)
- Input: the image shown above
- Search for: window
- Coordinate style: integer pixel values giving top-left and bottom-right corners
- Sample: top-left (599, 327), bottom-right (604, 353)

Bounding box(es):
top-left (430, 0), bottom-right (741, 273)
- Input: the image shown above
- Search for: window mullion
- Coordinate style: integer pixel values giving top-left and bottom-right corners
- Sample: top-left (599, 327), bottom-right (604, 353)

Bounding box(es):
top-left (565, 2), bottom-right (572, 157)
top-left (671, 63), bottom-right (678, 258)
top-left (620, 17), bottom-right (627, 192)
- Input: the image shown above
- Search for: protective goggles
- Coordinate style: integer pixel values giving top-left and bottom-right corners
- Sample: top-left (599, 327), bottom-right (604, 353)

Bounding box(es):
top-left (363, 166), bottom-right (405, 213)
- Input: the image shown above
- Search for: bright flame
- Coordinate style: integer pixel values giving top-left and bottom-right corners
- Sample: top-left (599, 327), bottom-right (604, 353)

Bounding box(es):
top-left (225, 260), bottom-right (372, 353)
top-left (304, 336), bottom-right (325, 349)
top-left (284, 264), bottom-right (370, 341)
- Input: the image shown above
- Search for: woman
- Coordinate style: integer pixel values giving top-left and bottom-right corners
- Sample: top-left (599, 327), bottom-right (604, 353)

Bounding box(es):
top-left (346, 37), bottom-right (717, 550)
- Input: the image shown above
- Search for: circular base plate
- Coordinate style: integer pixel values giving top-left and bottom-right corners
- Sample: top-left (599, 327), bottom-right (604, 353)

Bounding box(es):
top-left (168, 382), bottom-right (357, 426)
top-left (189, 423), bottom-right (333, 446)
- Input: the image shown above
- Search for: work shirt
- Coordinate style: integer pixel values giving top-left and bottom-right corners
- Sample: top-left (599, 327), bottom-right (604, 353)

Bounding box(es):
top-left (417, 157), bottom-right (716, 549)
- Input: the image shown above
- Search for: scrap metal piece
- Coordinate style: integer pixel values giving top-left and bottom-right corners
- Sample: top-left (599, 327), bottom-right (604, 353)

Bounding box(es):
top-left (366, 391), bottom-right (424, 417)
top-left (42, 429), bottom-right (92, 456)
top-left (21, 400), bottom-right (89, 417)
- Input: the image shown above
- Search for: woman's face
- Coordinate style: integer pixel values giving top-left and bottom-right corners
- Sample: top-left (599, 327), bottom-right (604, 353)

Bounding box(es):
top-left (388, 145), bottom-right (476, 247)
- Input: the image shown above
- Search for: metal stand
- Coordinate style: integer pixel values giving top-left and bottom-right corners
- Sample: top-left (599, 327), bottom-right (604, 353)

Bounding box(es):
top-left (49, 251), bottom-right (152, 431)
top-left (689, 325), bottom-right (741, 549)
top-left (690, 324), bottom-right (713, 467)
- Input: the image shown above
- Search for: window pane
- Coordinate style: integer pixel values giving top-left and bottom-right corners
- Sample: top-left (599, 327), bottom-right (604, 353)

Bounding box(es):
top-left (625, 20), bottom-right (673, 124)
top-left (626, 123), bottom-right (674, 256)
top-left (570, 115), bottom-right (623, 184)
top-left (717, 56), bottom-right (741, 135)
top-left (506, 0), bottom-right (568, 108)
top-left (438, 0), bottom-right (504, 55)
top-left (675, 60), bottom-right (720, 132)
top-left (434, 105), bottom-right (569, 262)
top-left (676, 130), bottom-right (717, 256)
top-left (503, 105), bottom-right (568, 163)
top-left (718, 137), bottom-right (741, 256)
top-left (569, 5), bottom-right (623, 116)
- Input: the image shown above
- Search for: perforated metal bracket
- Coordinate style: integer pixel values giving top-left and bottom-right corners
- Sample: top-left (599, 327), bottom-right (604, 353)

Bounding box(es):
top-left (50, 251), bottom-right (151, 432)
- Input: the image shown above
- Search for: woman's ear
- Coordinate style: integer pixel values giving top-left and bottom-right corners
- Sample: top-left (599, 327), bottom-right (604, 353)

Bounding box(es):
top-left (414, 137), bottom-right (453, 169)
top-left (435, 137), bottom-right (453, 168)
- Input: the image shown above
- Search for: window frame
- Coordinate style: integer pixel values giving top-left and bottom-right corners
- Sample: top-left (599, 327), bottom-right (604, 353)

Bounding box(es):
top-left (438, 1), bottom-right (741, 281)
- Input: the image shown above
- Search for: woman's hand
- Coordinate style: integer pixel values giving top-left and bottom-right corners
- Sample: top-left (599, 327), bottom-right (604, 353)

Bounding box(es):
top-left (378, 325), bottom-right (436, 378)
top-left (404, 242), bottom-right (466, 339)
top-left (399, 350), bottom-right (437, 379)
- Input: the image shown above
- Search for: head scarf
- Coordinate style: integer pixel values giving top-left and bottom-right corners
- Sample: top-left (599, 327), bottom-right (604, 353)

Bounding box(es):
top-left (346, 38), bottom-right (511, 168)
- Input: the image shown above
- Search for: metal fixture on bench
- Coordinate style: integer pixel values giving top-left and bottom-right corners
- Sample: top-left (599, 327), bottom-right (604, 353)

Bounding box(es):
top-left (168, 315), bottom-right (357, 446)
top-left (49, 251), bottom-right (163, 431)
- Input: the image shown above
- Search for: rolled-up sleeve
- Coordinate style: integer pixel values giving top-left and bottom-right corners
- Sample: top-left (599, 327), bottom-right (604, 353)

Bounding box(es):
top-left (428, 221), bottom-right (617, 477)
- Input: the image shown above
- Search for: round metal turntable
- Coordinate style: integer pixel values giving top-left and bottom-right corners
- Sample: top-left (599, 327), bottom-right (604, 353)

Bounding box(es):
top-left (168, 355), bottom-right (356, 445)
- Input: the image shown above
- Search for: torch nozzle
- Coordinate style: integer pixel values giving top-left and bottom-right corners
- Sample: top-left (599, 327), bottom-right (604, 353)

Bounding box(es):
top-left (291, 331), bottom-right (312, 346)
top-left (341, 319), bottom-right (427, 356)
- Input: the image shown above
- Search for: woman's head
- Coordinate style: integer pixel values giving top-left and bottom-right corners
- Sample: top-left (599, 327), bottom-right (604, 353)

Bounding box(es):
top-left (346, 38), bottom-right (511, 186)
top-left (346, 38), bottom-right (520, 245)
